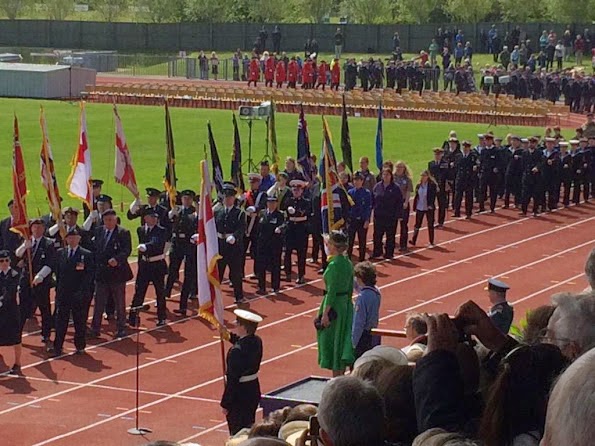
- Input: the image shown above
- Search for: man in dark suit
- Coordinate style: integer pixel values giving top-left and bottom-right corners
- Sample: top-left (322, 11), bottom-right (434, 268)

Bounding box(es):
top-left (428, 148), bottom-right (449, 227)
top-left (90, 209), bottom-right (133, 338)
top-left (215, 182), bottom-right (247, 304)
top-left (52, 229), bottom-right (95, 356)
top-left (0, 200), bottom-right (23, 266)
top-left (453, 141), bottom-right (478, 219)
top-left (521, 137), bottom-right (544, 216)
top-left (16, 219), bottom-right (57, 347)
top-left (129, 209), bottom-right (168, 327)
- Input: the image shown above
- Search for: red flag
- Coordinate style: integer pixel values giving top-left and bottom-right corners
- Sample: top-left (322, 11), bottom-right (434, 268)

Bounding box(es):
top-left (67, 102), bottom-right (92, 206)
top-left (113, 105), bottom-right (139, 198)
top-left (39, 106), bottom-right (63, 231)
top-left (197, 159), bottom-right (224, 328)
top-left (11, 115), bottom-right (29, 239)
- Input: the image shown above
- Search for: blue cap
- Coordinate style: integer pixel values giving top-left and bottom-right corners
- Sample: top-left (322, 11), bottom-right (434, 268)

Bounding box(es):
top-left (487, 278), bottom-right (510, 293)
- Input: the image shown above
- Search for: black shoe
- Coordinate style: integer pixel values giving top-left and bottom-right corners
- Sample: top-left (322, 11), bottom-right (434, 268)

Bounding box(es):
top-left (8, 365), bottom-right (22, 376)
top-left (453, 213), bottom-right (461, 217)
top-left (86, 330), bottom-right (100, 339)
top-left (409, 240), bottom-right (416, 246)
top-left (188, 294), bottom-right (197, 301)
top-left (256, 288), bottom-right (267, 295)
top-left (173, 309), bottom-right (187, 316)
top-left (75, 348), bottom-right (85, 355)
top-left (115, 330), bottom-right (127, 339)
top-left (296, 276), bottom-right (306, 285)
top-left (272, 288), bottom-right (280, 294)
top-left (436, 223), bottom-right (444, 228)
top-left (156, 320), bottom-right (166, 327)
top-left (465, 215), bottom-right (471, 220)
top-left (235, 297), bottom-right (248, 305)
top-left (317, 268), bottom-right (325, 275)
top-left (490, 209), bottom-right (496, 214)
top-left (128, 315), bottom-right (137, 327)
top-left (284, 274), bottom-right (292, 282)
top-left (50, 350), bottom-right (62, 358)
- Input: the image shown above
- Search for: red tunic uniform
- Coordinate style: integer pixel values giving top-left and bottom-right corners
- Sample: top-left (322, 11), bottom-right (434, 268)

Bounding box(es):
top-left (287, 60), bottom-right (298, 84)
top-left (303, 60), bottom-right (314, 86)
top-left (249, 59), bottom-right (260, 82)
top-left (331, 62), bottom-right (341, 86)
top-left (317, 62), bottom-right (327, 85)
top-left (264, 57), bottom-right (275, 82)
top-left (275, 61), bottom-right (286, 84)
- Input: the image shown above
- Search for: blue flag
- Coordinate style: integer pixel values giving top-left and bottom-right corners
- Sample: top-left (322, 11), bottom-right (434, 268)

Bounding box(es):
top-left (297, 105), bottom-right (313, 182)
top-left (375, 103), bottom-right (383, 171)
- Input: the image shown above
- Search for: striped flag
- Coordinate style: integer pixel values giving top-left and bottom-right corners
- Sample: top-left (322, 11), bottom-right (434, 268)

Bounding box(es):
top-left (320, 116), bottom-right (345, 235)
top-left (375, 102), bottom-right (384, 171)
top-left (208, 121), bottom-right (225, 196)
top-left (39, 106), bottom-right (63, 230)
top-left (163, 101), bottom-right (177, 209)
top-left (114, 105), bottom-right (139, 198)
top-left (340, 95), bottom-right (353, 172)
top-left (67, 102), bottom-right (93, 207)
top-left (197, 159), bottom-right (224, 328)
top-left (230, 114), bottom-right (245, 194)
top-left (10, 115), bottom-right (29, 238)
top-left (269, 101), bottom-right (280, 173)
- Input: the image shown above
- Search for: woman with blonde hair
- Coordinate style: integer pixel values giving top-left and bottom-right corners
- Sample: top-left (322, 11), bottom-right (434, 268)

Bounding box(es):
top-left (394, 161), bottom-right (414, 252)
top-left (316, 231), bottom-right (354, 377)
top-left (410, 170), bottom-right (438, 248)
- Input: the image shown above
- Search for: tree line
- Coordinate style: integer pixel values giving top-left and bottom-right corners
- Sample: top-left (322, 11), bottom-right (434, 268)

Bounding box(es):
top-left (0, 0), bottom-right (593, 24)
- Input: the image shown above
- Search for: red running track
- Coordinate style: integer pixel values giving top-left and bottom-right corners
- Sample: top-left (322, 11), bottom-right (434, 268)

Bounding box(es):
top-left (1, 202), bottom-right (594, 446)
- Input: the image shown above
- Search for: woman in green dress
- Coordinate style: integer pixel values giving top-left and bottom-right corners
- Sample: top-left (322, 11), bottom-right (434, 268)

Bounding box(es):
top-left (317, 231), bottom-right (355, 376)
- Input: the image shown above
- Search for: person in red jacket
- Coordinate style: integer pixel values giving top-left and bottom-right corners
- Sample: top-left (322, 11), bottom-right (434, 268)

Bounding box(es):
top-left (287, 57), bottom-right (298, 89)
top-left (330, 58), bottom-right (341, 90)
top-left (275, 59), bottom-right (286, 88)
top-left (264, 54), bottom-right (275, 87)
top-left (302, 59), bottom-right (314, 89)
top-left (248, 56), bottom-right (260, 87)
top-left (316, 60), bottom-right (328, 90)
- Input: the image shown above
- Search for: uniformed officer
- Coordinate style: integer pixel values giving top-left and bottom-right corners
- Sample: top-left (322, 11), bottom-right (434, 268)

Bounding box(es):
top-left (444, 136), bottom-right (462, 210)
top-left (219, 309), bottom-right (263, 435)
top-left (477, 134), bottom-right (501, 213)
top-left (0, 249), bottom-right (23, 375)
top-left (284, 180), bottom-right (311, 285)
top-left (82, 194), bottom-right (117, 232)
top-left (47, 206), bottom-right (93, 252)
top-left (486, 278), bottom-right (514, 334)
top-left (453, 141), bottom-right (478, 219)
top-left (571, 138), bottom-right (589, 204)
top-left (83, 179), bottom-right (104, 219)
top-left (255, 196), bottom-right (286, 295)
top-left (558, 141), bottom-right (573, 207)
top-left (52, 229), bottom-right (95, 357)
top-left (0, 200), bottom-right (23, 267)
top-left (521, 137), bottom-right (544, 216)
top-left (428, 148), bottom-right (449, 226)
top-left (127, 187), bottom-right (170, 230)
top-left (215, 182), bottom-right (247, 305)
top-left (164, 190), bottom-right (197, 310)
top-left (541, 137), bottom-right (560, 211)
top-left (347, 172), bottom-right (373, 262)
top-left (129, 208), bottom-right (168, 327)
top-left (503, 136), bottom-right (524, 209)
top-left (242, 174), bottom-right (268, 276)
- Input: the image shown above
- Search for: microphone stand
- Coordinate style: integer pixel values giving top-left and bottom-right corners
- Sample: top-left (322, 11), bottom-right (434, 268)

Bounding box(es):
top-left (127, 306), bottom-right (152, 436)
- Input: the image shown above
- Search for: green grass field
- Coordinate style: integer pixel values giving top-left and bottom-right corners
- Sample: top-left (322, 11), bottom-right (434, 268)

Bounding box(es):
top-left (0, 98), bottom-right (550, 231)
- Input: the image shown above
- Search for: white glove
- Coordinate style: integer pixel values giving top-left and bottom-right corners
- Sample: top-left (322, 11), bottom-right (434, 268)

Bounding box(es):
top-left (129, 197), bottom-right (142, 213)
top-left (32, 275), bottom-right (44, 286)
top-left (137, 244), bottom-right (147, 253)
top-left (15, 240), bottom-right (30, 258)
top-left (49, 223), bottom-right (60, 237)
top-left (226, 235), bottom-right (236, 245)
top-left (190, 234), bottom-right (198, 244)
top-left (274, 227), bottom-right (281, 234)
top-left (24, 239), bottom-right (32, 249)
top-left (91, 209), bottom-right (99, 220)
top-left (287, 206), bottom-right (296, 215)
top-left (168, 206), bottom-right (180, 219)
top-left (246, 206), bottom-right (256, 214)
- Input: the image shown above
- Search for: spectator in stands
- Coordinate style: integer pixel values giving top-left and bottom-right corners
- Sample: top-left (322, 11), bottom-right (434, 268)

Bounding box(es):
top-left (210, 52), bottom-right (219, 81)
top-left (464, 42), bottom-right (473, 63)
top-left (544, 291), bottom-right (595, 360)
top-left (585, 248), bottom-right (595, 291)
top-left (428, 39), bottom-right (439, 67)
top-left (499, 46), bottom-right (510, 69)
top-left (478, 343), bottom-right (568, 446)
top-left (575, 34), bottom-right (585, 66)
top-left (318, 376), bottom-right (385, 446)
top-left (555, 41), bottom-right (565, 71)
top-left (563, 29), bottom-right (574, 62)
top-left (539, 31), bottom-right (549, 53)
top-left (454, 42), bottom-right (464, 66)
top-left (352, 261), bottom-right (381, 359)
top-left (402, 313), bottom-right (427, 362)
top-left (541, 347), bottom-right (595, 446)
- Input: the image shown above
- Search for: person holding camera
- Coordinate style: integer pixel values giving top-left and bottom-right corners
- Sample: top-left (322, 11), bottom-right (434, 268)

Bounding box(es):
top-left (316, 231), bottom-right (355, 377)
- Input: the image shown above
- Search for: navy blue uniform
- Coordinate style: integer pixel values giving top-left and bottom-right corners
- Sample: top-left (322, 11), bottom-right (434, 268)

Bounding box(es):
top-left (478, 146), bottom-right (502, 212)
top-left (347, 186), bottom-right (372, 262)
top-left (428, 158), bottom-right (450, 225)
top-left (559, 151), bottom-right (573, 206)
top-left (541, 149), bottom-right (560, 210)
top-left (284, 197), bottom-right (311, 281)
top-left (255, 209), bottom-right (286, 292)
top-left (521, 149), bottom-right (544, 215)
top-left (215, 206), bottom-right (246, 303)
top-left (453, 151), bottom-right (478, 217)
top-left (488, 301), bottom-right (514, 334)
top-left (504, 147), bottom-right (524, 208)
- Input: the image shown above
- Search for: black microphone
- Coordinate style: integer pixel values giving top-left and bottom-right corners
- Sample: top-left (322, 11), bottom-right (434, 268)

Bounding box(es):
top-left (130, 304), bottom-right (151, 312)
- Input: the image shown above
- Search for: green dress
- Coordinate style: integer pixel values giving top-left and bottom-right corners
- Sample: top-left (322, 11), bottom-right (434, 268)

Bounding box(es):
top-left (317, 254), bottom-right (355, 371)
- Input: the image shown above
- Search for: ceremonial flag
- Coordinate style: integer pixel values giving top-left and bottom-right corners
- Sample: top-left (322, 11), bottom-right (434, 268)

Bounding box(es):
top-left (163, 101), bottom-right (177, 209)
top-left (67, 102), bottom-right (92, 206)
top-left (39, 106), bottom-right (62, 230)
top-left (375, 102), bottom-right (384, 171)
top-left (230, 114), bottom-right (245, 194)
top-left (11, 115), bottom-right (29, 239)
top-left (114, 105), bottom-right (139, 198)
top-left (320, 116), bottom-right (345, 234)
top-left (269, 101), bottom-right (280, 173)
top-left (197, 159), bottom-right (224, 328)
top-left (208, 121), bottom-right (224, 195)
top-left (297, 105), bottom-right (313, 181)
top-left (340, 95), bottom-right (353, 172)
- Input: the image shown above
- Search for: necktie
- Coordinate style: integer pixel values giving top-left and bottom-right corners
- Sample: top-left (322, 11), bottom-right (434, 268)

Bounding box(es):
top-left (104, 230), bottom-right (111, 247)
top-left (32, 239), bottom-right (38, 253)
top-left (69, 248), bottom-right (75, 259)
